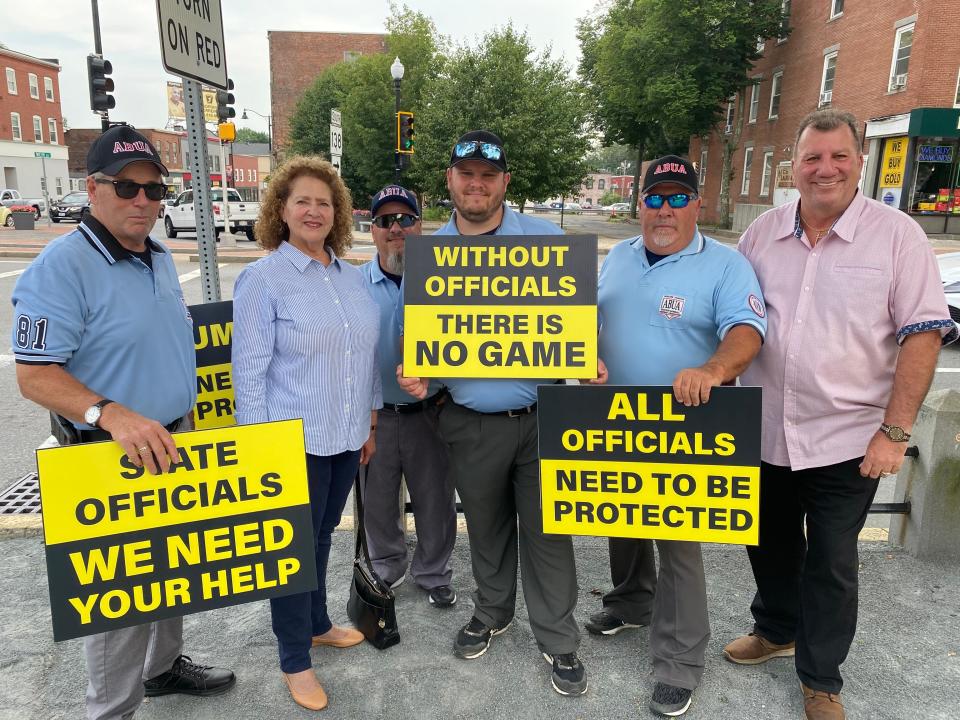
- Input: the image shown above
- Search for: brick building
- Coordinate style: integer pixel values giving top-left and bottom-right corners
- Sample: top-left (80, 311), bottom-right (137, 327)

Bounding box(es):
top-left (0, 46), bottom-right (67, 203)
top-left (691, 0), bottom-right (960, 233)
top-left (268, 31), bottom-right (386, 153)
top-left (65, 128), bottom-right (185, 194)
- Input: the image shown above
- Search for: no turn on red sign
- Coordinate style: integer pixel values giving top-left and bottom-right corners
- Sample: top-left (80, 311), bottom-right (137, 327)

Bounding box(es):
top-left (156, 0), bottom-right (228, 90)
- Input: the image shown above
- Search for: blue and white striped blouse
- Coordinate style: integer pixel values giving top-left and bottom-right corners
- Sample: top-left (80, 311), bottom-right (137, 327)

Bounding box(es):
top-left (233, 241), bottom-right (382, 456)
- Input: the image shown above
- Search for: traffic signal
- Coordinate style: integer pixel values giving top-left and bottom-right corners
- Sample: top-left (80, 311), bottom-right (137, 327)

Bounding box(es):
top-left (216, 79), bottom-right (236, 123)
top-left (397, 111), bottom-right (415, 154)
top-left (86, 54), bottom-right (115, 113)
top-left (218, 122), bottom-right (236, 142)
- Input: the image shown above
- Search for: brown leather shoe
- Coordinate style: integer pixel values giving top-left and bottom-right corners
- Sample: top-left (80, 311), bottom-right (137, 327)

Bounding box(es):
top-left (801, 682), bottom-right (845, 719)
top-left (282, 671), bottom-right (328, 711)
top-left (311, 625), bottom-right (364, 648)
top-left (723, 632), bottom-right (796, 664)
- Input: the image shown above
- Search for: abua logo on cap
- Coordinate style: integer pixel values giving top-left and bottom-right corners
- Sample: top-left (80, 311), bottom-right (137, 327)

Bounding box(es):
top-left (370, 184), bottom-right (419, 216)
top-left (641, 154), bottom-right (698, 195)
top-left (112, 140), bottom-right (157, 157)
top-left (653, 161), bottom-right (689, 176)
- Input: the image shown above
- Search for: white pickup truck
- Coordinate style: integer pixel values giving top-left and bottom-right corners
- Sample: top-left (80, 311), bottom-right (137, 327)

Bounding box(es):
top-left (0, 188), bottom-right (47, 219)
top-left (163, 188), bottom-right (260, 241)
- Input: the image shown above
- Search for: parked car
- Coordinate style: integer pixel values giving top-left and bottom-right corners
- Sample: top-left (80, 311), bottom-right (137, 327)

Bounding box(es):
top-left (602, 202), bottom-right (632, 213)
top-left (49, 191), bottom-right (91, 223)
top-left (0, 189), bottom-right (46, 219)
top-left (937, 252), bottom-right (960, 330)
top-left (164, 188), bottom-right (260, 241)
top-left (531, 202), bottom-right (550, 211)
top-left (548, 201), bottom-right (582, 213)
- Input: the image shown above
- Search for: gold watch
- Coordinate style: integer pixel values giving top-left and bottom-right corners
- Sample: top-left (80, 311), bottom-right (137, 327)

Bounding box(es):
top-left (879, 424), bottom-right (910, 442)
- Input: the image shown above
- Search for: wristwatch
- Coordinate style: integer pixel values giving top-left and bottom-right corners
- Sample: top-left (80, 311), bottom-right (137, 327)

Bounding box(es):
top-left (879, 423), bottom-right (910, 442)
top-left (83, 399), bottom-right (115, 428)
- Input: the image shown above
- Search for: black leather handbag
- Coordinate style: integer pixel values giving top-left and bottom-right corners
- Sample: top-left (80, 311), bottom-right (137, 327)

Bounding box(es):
top-left (346, 470), bottom-right (400, 650)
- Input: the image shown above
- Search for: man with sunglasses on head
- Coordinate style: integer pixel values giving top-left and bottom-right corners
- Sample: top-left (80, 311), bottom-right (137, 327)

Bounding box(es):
top-left (585, 154), bottom-right (765, 717)
top-left (11, 124), bottom-right (235, 720)
top-left (359, 184), bottom-right (457, 607)
top-left (398, 130), bottom-right (588, 696)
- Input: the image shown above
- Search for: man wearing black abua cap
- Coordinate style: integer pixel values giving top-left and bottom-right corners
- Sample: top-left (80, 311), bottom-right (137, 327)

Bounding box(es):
top-left (11, 124), bottom-right (235, 719)
top-left (399, 131), bottom-right (587, 696)
top-left (585, 155), bottom-right (765, 716)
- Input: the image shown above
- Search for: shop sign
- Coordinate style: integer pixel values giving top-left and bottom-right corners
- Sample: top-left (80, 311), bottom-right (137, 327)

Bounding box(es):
top-left (917, 145), bottom-right (954, 163)
top-left (879, 137), bottom-right (908, 188)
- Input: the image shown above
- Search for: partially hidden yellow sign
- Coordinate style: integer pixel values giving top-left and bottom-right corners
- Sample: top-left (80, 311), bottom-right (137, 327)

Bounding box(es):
top-left (537, 385), bottom-right (761, 545)
top-left (190, 300), bottom-right (235, 430)
top-left (37, 419), bottom-right (315, 641)
top-left (402, 235), bottom-right (598, 378)
top-left (879, 136), bottom-right (908, 188)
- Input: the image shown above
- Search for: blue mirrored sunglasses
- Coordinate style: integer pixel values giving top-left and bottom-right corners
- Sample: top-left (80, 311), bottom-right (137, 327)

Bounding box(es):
top-left (453, 141), bottom-right (503, 161)
top-left (642, 193), bottom-right (697, 209)
top-left (372, 213), bottom-right (418, 229)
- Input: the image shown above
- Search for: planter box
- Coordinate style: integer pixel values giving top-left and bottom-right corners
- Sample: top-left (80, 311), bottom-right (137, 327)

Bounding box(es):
top-left (12, 212), bottom-right (35, 230)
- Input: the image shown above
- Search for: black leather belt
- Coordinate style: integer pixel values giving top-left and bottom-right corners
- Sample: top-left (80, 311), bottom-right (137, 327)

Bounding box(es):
top-left (479, 402), bottom-right (537, 418)
top-left (52, 414), bottom-right (185, 445)
top-left (382, 389), bottom-right (447, 415)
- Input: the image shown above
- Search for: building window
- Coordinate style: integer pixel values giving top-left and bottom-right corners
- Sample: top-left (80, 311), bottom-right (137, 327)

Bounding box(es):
top-left (699, 149), bottom-right (708, 187)
top-left (760, 151), bottom-right (774, 196)
top-left (585, 178), bottom-right (594, 190)
top-left (598, 179), bottom-right (605, 190)
top-left (28, 73), bottom-right (39, 99)
top-left (5, 68), bottom-right (16, 94)
top-left (830, 0), bottom-right (844, 19)
top-left (48, 118), bottom-right (58, 144)
top-left (55, 177), bottom-right (62, 196)
top-left (748, 81), bottom-right (760, 123)
top-left (820, 52), bottom-right (837, 106)
top-left (955, 68), bottom-right (960, 108)
top-left (889, 23), bottom-right (914, 91)
top-left (44, 77), bottom-right (54, 101)
top-left (10, 112), bottom-right (21, 141)
top-left (343, 51), bottom-right (362, 62)
top-left (741, 147), bottom-right (754, 196)
top-left (725, 97), bottom-right (735, 133)
top-left (757, 38), bottom-right (765, 54)
top-left (33, 115), bottom-right (42, 143)
top-left (769, 72), bottom-right (783, 119)
top-left (778, 0), bottom-right (791, 41)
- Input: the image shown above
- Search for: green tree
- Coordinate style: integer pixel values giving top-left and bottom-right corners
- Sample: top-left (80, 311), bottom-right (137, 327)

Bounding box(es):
top-left (234, 127), bottom-right (270, 144)
top-left (585, 143), bottom-right (636, 174)
top-left (599, 189), bottom-right (622, 207)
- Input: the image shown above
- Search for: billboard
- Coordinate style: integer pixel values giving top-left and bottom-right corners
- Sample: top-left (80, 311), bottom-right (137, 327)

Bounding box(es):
top-left (166, 80), bottom-right (219, 123)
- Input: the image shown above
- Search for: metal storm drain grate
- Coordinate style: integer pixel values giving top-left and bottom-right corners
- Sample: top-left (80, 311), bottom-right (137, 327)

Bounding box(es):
top-left (0, 472), bottom-right (41, 514)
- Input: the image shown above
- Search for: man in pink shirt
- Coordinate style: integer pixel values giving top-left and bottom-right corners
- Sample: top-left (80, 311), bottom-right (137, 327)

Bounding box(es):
top-left (728, 109), bottom-right (955, 720)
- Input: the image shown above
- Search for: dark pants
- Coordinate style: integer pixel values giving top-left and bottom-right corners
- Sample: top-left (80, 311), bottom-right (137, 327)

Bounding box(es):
top-left (271, 450), bottom-right (360, 674)
top-left (747, 459), bottom-right (880, 694)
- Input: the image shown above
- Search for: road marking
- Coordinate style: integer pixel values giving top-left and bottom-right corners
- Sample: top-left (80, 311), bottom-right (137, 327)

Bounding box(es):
top-left (0, 269), bottom-right (25, 279)
top-left (178, 264), bottom-right (226, 283)
top-left (935, 368), bottom-right (960, 373)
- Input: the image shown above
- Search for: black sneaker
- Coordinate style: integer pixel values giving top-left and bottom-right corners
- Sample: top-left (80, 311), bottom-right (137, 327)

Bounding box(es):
top-left (542, 652), bottom-right (588, 696)
top-left (649, 682), bottom-right (693, 717)
top-left (143, 655), bottom-right (236, 697)
top-left (453, 616), bottom-right (510, 659)
top-left (428, 585), bottom-right (457, 607)
top-left (584, 610), bottom-right (641, 636)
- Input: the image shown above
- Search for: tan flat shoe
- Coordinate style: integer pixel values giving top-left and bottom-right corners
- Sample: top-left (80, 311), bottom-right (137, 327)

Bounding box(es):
top-left (282, 671), bottom-right (328, 711)
top-left (312, 625), bottom-right (364, 648)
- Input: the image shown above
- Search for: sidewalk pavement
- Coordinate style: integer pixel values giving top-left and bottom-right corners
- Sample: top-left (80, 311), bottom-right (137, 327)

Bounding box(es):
top-left (1, 529), bottom-right (957, 719)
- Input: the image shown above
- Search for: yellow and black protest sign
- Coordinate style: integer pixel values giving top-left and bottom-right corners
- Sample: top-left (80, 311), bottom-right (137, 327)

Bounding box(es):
top-left (190, 300), bottom-right (235, 430)
top-left (538, 385), bottom-right (761, 545)
top-left (403, 235), bottom-right (598, 378)
top-left (37, 419), bottom-right (315, 641)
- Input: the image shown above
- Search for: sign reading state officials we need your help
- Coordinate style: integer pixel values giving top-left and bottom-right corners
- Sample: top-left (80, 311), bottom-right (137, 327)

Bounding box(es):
top-left (538, 385), bottom-right (761, 545)
top-left (37, 420), bottom-right (315, 642)
top-left (191, 300), bottom-right (235, 430)
top-left (403, 235), bottom-right (598, 378)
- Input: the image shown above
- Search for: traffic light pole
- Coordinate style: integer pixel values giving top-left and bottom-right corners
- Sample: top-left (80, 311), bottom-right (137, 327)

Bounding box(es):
top-left (184, 78), bottom-right (221, 302)
top-left (89, 0), bottom-right (109, 132)
top-left (394, 78), bottom-right (402, 182)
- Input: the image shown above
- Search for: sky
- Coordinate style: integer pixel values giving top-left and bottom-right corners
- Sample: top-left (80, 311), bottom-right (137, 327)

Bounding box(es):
top-left (2, 0), bottom-right (593, 137)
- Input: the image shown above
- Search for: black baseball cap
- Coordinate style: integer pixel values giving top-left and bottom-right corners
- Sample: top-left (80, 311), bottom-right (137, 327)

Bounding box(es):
top-left (642, 155), bottom-right (698, 195)
top-left (371, 184), bottom-right (419, 216)
top-left (449, 130), bottom-right (508, 173)
top-left (86, 124), bottom-right (168, 176)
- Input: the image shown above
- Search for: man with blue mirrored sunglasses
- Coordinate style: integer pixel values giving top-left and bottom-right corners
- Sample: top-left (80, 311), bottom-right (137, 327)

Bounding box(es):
top-left (586, 154), bottom-right (766, 717)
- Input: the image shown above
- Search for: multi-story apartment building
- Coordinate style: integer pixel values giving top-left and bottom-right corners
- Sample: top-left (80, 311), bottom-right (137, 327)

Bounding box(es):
top-left (0, 46), bottom-right (68, 203)
top-left (691, 0), bottom-right (960, 233)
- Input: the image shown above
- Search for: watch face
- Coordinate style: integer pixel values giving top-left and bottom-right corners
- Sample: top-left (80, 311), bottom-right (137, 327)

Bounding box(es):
top-left (885, 425), bottom-right (907, 441)
top-left (84, 405), bottom-right (101, 426)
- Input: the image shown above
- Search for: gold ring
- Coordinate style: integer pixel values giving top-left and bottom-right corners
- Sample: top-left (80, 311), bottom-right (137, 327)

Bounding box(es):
top-left (879, 471), bottom-right (890, 477)
top-left (137, 446), bottom-right (150, 454)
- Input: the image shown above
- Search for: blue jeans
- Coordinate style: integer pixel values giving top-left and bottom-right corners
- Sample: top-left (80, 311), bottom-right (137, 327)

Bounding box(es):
top-left (271, 450), bottom-right (360, 673)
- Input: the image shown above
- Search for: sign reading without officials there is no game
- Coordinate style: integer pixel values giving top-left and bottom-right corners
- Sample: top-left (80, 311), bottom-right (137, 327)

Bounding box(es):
top-left (191, 300), bottom-right (235, 429)
top-left (538, 385), bottom-right (761, 545)
top-left (403, 235), bottom-right (598, 378)
top-left (38, 420), bottom-right (315, 641)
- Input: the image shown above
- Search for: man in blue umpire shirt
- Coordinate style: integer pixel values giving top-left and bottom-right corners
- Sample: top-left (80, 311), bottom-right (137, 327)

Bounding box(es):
top-left (11, 124), bottom-right (235, 720)
top-left (360, 184), bottom-right (457, 606)
top-left (586, 155), bottom-right (766, 717)
top-left (399, 130), bottom-right (587, 697)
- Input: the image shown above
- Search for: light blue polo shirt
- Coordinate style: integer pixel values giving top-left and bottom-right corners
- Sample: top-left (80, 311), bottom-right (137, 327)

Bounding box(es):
top-left (598, 230), bottom-right (767, 386)
top-left (11, 219), bottom-right (196, 427)
top-left (418, 205), bottom-right (563, 412)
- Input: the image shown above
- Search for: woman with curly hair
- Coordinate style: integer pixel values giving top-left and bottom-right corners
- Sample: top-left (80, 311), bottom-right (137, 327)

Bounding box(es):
top-left (232, 156), bottom-right (382, 711)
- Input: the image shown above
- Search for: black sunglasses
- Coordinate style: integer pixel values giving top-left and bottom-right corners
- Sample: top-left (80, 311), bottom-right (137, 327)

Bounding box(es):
top-left (372, 213), bottom-right (419, 229)
top-left (95, 179), bottom-right (166, 201)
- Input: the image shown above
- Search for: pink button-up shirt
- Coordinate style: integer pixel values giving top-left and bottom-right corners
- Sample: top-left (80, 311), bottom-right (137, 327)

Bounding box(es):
top-left (738, 192), bottom-right (954, 470)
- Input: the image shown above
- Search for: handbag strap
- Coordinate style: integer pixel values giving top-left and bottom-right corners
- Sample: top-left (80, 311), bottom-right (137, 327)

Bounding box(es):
top-left (353, 468), bottom-right (374, 566)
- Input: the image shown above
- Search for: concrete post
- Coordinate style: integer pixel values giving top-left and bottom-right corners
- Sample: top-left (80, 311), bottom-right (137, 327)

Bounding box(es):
top-left (890, 388), bottom-right (960, 564)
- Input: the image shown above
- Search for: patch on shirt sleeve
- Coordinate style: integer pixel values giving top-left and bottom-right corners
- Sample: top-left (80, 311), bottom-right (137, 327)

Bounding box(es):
top-left (180, 295), bottom-right (193, 324)
top-left (748, 294), bottom-right (765, 318)
top-left (659, 295), bottom-right (686, 320)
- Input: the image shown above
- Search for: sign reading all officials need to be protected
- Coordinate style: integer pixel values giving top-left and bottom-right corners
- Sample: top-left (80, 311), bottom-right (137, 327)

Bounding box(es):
top-left (538, 385), bottom-right (761, 545)
top-left (403, 234), bottom-right (598, 378)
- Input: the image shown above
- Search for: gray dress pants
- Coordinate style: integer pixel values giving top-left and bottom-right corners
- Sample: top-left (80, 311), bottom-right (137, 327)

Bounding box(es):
top-left (439, 402), bottom-right (580, 654)
top-left (83, 617), bottom-right (182, 720)
top-left (362, 404), bottom-right (456, 588)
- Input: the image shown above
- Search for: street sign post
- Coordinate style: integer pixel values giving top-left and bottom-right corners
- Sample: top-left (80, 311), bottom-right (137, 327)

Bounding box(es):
top-left (34, 152), bottom-right (51, 210)
top-left (330, 108), bottom-right (342, 177)
top-left (155, 0), bottom-right (228, 90)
